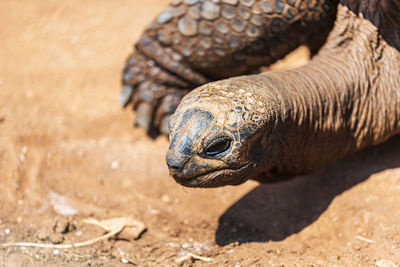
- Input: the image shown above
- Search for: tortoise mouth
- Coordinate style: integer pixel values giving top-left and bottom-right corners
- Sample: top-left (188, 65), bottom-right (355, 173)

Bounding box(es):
top-left (171, 162), bottom-right (252, 188)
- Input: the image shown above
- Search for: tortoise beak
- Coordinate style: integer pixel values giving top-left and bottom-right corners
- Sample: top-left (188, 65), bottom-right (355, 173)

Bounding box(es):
top-left (166, 149), bottom-right (201, 182)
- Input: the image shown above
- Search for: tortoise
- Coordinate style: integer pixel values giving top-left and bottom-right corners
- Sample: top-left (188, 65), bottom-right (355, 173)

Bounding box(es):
top-left (121, 0), bottom-right (338, 135)
top-left (164, 0), bottom-right (400, 187)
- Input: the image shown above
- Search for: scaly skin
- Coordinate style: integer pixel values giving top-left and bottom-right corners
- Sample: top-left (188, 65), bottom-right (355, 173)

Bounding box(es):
top-left (166, 0), bottom-right (400, 187)
top-left (121, 0), bottom-right (337, 135)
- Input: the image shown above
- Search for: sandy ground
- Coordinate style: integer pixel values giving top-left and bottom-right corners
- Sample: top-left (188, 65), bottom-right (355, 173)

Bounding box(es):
top-left (0, 1), bottom-right (400, 266)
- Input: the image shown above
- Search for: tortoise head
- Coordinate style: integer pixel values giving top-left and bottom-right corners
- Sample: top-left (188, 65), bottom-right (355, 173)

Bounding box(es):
top-left (166, 79), bottom-right (278, 187)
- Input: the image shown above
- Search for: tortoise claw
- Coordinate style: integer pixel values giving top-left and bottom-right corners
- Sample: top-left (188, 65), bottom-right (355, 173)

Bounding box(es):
top-left (159, 115), bottom-right (171, 135)
top-left (135, 102), bottom-right (153, 131)
top-left (153, 89), bottom-right (186, 132)
top-left (119, 85), bottom-right (134, 107)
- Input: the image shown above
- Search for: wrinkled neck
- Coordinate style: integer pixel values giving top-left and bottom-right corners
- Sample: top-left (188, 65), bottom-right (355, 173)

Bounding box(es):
top-left (283, 4), bottom-right (399, 144)
top-left (255, 4), bottom-right (400, 177)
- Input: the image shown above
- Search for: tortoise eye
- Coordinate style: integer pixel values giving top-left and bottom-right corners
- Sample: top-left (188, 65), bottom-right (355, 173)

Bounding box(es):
top-left (203, 137), bottom-right (232, 157)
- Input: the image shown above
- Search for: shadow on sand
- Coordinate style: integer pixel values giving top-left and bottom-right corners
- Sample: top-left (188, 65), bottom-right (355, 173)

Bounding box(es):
top-left (215, 135), bottom-right (400, 246)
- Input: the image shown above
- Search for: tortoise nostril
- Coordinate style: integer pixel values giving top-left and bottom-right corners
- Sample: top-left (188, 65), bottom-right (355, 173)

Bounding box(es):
top-left (167, 163), bottom-right (183, 172)
top-left (166, 150), bottom-right (189, 172)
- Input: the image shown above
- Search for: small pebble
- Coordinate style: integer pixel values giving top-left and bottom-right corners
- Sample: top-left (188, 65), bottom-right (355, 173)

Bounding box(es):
top-left (121, 258), bottom-right (129, 264)
top-left (68, 223), bottom-right (76, 232)
top-left (117, 224), bottom-right (147, 241)
top-left (161, 195), bottom-right (171, 203)
top-left (36, 227), bottom-right (50, 241)
top-left (376, 259), bottom-right (398, 267)
top-left (54, 218), bottom-right (70, 233)
top-left (51, 233), bottom-right (65, 244)
top-left (111, 160), bottom-right (119, 170)
top-left (5, 228), bottom-right (10, 235)
top-left (53, 249), bottom-right (60, 255)
top-left (182, 242), bottom-right (191, 249)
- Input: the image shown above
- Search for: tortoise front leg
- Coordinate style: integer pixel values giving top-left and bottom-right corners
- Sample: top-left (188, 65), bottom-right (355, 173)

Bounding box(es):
top-left (121, 50), bottom-right (190, 135)
top-left (121, 0), bottom-right (338, 136)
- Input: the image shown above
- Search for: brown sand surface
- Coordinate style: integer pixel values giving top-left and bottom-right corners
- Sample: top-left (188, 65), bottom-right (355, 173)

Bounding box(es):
top-left (0, 1), bottom-right (399, 266)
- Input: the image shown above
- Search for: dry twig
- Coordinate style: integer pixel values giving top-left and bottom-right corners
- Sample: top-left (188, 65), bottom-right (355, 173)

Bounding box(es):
top-left (0, 228), bottom-right (123, 249)
top-left (0, 216), bottom-right (146, 249)
top-left (176, 252), bottom-right (214, 264)
top-left (355, 235), bottom-right (374, 244)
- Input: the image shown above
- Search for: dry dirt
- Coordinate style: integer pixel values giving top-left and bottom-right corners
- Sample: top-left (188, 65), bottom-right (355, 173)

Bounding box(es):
top-left (0, 1), bottom-right (400, 266)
